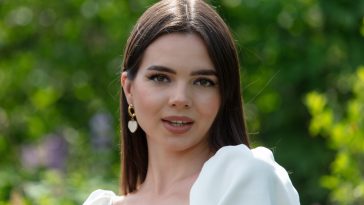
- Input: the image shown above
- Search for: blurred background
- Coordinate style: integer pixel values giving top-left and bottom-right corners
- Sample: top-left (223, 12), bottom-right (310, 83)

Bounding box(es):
top-left (0, 0), bottom-right (363, 204)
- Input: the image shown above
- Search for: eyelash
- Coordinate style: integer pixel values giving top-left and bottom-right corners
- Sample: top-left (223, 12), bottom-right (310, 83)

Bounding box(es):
top-left (147, 74), bottom-right (170, 83)
top-left (193, 78), bottom-right (216, 87)
top-left (147, 73), bottom-right (217, 87)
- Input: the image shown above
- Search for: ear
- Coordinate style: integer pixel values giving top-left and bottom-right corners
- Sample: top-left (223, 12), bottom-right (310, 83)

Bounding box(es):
top-left (121, 71), bottom-right (133, 104)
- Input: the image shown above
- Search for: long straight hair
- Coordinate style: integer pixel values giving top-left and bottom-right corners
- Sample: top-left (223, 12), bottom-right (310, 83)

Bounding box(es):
top-left (120, 0), bottom-right (249, 195)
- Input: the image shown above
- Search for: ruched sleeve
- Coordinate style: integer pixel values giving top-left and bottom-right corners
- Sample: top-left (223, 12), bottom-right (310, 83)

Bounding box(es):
top-left (190, 145), bottom-right (300, 205)
top-left (83, 189), bottom-right (117, 205)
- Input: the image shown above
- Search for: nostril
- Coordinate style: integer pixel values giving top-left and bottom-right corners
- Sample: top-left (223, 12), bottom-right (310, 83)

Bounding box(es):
top-left (170, 102), bottom-right (190, 108)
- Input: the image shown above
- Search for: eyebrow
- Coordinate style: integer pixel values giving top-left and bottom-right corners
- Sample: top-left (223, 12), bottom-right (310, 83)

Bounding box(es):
top-left (191, 69), bottom-right (217, 76)
top-left (146, 65), bottom-right (217, 76)
top-left (147, 65), bottom-right (176, 74)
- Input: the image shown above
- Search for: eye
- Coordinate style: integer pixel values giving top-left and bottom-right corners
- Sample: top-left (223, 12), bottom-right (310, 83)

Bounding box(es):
top-left (194, 78), bottom-right (216, 87)
top-left (148, 73), bottom-right (170, 83)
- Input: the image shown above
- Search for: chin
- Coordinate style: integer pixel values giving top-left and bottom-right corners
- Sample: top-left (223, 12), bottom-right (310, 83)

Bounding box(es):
top-left (163, 137), bottom-right (208, 153)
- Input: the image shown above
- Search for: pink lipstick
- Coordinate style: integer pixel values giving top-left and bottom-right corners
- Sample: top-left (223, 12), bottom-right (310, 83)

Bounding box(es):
top-left (162, 116), bottom-right (194, 134)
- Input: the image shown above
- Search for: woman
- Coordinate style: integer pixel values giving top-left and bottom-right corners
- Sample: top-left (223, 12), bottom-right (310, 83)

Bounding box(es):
top-left (84, 0), bottom-right (300, 204)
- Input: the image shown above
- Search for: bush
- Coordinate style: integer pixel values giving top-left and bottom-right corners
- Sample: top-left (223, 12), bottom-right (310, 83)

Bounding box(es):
top-left (305, 66), bottom-right (364, 204)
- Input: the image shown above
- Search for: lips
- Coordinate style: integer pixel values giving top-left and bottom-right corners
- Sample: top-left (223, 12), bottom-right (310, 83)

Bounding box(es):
top-left (162, 116), bottom-right (194, 134)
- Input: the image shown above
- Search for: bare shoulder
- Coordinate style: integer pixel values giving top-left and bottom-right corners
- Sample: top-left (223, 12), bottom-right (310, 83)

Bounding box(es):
top-left (114, 192), bottom-right (157, 205)
top-left (112, 196), bottom-right (125, 205)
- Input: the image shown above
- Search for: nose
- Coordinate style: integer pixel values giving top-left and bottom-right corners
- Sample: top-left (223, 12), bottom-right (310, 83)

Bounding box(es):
top-left (168, 83), bottom-right (191, 109)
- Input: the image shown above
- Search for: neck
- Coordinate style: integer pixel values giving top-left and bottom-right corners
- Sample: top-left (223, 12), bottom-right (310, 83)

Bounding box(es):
top-left (139, 140), bottom-right (212, 196)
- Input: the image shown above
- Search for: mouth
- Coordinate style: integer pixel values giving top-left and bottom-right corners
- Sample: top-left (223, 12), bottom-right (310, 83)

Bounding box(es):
top-left (162, 116), bottom-right (194, 125)
top-left (162, 120), bottom-right (193, 127)
top-left (161, 116), bottom-right (194, 134)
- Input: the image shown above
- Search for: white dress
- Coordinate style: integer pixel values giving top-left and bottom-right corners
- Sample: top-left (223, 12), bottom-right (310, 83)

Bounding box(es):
top-left (83, 145), bottom-right (300, 205)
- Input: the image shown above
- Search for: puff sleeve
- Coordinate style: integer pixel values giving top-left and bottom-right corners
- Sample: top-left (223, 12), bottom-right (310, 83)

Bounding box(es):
top-left (190, 145), bottom-right (300, 205)
top-left (83, 189), bottom-right (117, 205)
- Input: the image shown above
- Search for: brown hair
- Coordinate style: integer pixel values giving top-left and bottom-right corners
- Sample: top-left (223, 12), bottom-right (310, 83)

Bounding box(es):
top-left (120, 0), bottom-right (249, 195)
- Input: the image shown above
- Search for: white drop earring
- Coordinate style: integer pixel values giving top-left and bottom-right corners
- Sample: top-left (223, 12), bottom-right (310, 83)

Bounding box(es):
top-left (128, 104), bottom-right (138, 133)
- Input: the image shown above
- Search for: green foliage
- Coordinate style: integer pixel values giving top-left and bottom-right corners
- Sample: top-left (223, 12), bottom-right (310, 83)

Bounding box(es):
top-left (0, 0), bottom-right (141, 203)
top-left (305, 66), bottom-right (364, 204)
top-left (0, 0), bottom-right (363, 204)
top-left (217, 0), bottom-right (364, 203)
top-left (0, 167), bottom-right (118, 204)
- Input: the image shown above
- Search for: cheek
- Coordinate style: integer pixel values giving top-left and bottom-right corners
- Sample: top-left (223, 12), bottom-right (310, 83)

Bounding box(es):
top-left (131, 82), bottom-right (166, 119)
top-left (195, 91), bottom-right (220, 119)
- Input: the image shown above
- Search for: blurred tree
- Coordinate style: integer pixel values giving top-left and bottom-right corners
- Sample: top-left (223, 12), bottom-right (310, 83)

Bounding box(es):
top-left (0, 0), bottom-right (144, 203)
top-left (214, 0), bottom-right (364, 203)
top-left (305, 66), bottom-right (364, 204)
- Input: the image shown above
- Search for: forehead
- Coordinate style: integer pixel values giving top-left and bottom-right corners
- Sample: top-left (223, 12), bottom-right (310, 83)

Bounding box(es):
top-left (139, 33), bottom-right (214, 71)
top-left (147, 33), bottom-right (206, 51)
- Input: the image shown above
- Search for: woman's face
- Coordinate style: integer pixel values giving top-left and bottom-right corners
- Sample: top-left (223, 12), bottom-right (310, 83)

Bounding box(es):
top-left (122, 33), bottom-right (220, 152)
